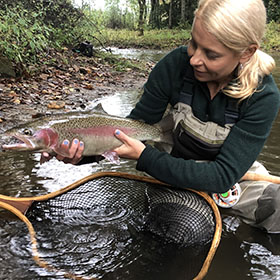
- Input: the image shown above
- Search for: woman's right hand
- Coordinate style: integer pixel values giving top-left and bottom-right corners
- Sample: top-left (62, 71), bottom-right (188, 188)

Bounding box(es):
top-left (40, 138), bottom-right (84, 164)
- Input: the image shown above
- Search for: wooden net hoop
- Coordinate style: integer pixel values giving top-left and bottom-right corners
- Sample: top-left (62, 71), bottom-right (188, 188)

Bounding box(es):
top-left (0, 171), bottom-right (222, 280)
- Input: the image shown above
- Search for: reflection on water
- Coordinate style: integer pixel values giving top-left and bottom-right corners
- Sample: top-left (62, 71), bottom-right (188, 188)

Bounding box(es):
top-left (0, 49), bottom-right (280, 280)
top-left (243, 241), bottom-right (280, 279)
top-left (0, 152), bottom-right (44, 197)
top-left (22, 176), bottom-right (210, 280)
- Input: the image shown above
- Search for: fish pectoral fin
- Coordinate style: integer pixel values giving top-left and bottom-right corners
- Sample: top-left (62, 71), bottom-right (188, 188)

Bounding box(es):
top-left (102, 151), bottom-right (120, 165)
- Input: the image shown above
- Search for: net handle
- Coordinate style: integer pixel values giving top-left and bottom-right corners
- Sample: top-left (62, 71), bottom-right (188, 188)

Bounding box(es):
top-left (0, 171), bottom-right (222, 279)
top-left (241, 172), bottom-right (280, 184)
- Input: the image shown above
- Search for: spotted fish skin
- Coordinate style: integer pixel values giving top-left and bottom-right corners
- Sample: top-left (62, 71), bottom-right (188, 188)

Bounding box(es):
top-left (1, 111), bottom-right (165, 162)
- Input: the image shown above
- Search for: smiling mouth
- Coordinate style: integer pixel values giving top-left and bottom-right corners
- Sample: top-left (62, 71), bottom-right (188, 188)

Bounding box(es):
top-left (194, 69), bottom-right (205, 74)
top-left (193, 70), bottom-right (207, 78)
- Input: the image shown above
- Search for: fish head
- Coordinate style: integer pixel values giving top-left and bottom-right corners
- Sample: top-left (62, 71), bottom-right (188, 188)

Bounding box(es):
top-left (2, 128), bottom-right (58, 152)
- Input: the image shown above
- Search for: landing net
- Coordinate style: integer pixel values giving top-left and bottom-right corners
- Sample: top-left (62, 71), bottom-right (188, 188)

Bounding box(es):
top-left (0, 172), bottom-right (222, 279)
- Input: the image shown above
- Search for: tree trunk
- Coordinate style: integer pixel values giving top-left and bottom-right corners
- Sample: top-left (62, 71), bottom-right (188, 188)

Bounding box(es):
top-left (138, 0), bottom-right (146, 36)
top-left (181, 0), bottom-right (186, 24)
top-left (168, 0), bottom-right (173, 28)
top-left (149, 0), bottom-right (160, 28)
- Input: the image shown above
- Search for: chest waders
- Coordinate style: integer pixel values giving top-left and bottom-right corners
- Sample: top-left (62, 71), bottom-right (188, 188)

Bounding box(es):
top-left (231, 162), bottom-right (280, 233)
top-left (172, 75), bottom-right (280, 233)
top-left (172, 75), bottom-right (241, 205)
top-left (171, 76), bottom-right (239, 161)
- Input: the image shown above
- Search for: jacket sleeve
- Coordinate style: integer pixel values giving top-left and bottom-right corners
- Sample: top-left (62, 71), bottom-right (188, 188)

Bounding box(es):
top-left (128, 47), bottom-right (188, 124)
top-left (136, 75), bottom-right (280, 193)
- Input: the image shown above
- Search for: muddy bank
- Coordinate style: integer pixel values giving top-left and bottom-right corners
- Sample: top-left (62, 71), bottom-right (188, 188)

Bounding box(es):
top-left (0, 49), bottom-right (152, 140)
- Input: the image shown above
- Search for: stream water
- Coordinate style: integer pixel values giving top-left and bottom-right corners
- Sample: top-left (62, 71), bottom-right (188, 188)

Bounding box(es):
top-left (0, 48), bottom-right (280, 280)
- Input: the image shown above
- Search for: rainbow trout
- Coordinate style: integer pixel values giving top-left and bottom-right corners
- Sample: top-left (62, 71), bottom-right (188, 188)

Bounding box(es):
top-left (1, 110), bottom-right (172, 163)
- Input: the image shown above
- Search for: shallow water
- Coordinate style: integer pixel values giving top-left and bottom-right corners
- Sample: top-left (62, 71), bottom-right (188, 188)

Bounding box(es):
top-left (0, 49), bottom-right (280, 280)
top-left (0, 90), bottom-right (209, 280)
top-left (109, 47), bottom-right (166, 63)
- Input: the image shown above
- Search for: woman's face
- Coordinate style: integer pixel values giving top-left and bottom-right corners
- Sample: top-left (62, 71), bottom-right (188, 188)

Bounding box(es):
top-left (188, 17), bottom-right (241, 84)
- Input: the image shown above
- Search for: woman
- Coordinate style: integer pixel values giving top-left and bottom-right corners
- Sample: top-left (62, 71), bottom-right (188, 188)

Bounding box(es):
top-left (43, 0), bottom-right (280, 232)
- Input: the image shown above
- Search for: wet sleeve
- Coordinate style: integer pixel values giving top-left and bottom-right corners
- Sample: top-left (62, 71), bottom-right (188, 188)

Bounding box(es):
top-left (136, 76), bottom-right (280, 193)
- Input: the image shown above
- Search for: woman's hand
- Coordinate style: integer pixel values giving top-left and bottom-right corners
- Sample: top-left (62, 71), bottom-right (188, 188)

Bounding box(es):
top-left (113, 129), bottom-right (146, 160)
top-left (40, 138), bottom-right (84, 164)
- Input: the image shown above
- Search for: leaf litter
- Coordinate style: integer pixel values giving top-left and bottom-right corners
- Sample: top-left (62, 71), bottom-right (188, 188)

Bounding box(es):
top-left (0, 48), bottom-right (153, 138)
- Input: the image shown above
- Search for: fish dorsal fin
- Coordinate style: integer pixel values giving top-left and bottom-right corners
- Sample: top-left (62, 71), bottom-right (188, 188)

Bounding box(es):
top-left (92, 103), bottom-right (108, 114)
top-left (92, 102), bottom-right (120, 117)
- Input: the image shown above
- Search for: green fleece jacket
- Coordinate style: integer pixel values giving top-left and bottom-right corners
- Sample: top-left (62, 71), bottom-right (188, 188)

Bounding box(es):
top-left (128, 46), bottom-right (280, 193)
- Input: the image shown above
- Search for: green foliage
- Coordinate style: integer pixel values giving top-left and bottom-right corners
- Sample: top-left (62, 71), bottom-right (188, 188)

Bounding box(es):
top-left (263, 0), bottom-right (280, 23)
top-left (86, 8), bottom-right (107, 29)
top-left (102, 0), bottom-right (137, 30)
top-left (100, 28), bottom-right (191, 49)
top-left (262, 21), bottom-right (280, 51)
top-left (151, 0), bottom-right (197, 28)
top-left (0, 0), bottom-right (103, 69)
top-left (0, 0), bottom-right (279, 76)
top-left (0, 4), bottom-right (51, 64)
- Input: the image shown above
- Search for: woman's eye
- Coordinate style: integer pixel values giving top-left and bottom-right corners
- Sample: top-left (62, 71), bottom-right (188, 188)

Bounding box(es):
top-left (206, 52), bottom-right (220, 60)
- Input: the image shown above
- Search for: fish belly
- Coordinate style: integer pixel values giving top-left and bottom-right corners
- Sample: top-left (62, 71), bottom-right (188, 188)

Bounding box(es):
top-left (81, 135), bottom-right (123, 156)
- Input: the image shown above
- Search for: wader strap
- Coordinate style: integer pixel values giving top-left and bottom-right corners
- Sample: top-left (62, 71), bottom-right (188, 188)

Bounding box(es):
top-left (179, 75), bottom-right (195, 105)
top-left (180, 91), bottom-right (193, 105)
top-left (179, 76), bottom-right (240, 125)
top-left (225, 99), bottom-right (239, 125)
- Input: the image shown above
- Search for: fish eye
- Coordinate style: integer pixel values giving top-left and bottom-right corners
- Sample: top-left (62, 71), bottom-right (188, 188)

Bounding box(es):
top-left (22, 129), bottom-right (33, 136)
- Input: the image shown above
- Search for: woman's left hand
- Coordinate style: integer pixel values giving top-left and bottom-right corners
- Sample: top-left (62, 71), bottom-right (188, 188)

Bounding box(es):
top-left (40, 138), bottom-right (84, 165)
top-left (113, 129), bottom-right (146, 160)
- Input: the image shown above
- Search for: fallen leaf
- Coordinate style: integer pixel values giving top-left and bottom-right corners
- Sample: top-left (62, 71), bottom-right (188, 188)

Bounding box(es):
top-left (40, 73), bottom-right (49, 80)
top-left (9, 90), bottom-right (17, 97)
top-left (48, 82), bottom-right (57, 88)
top-left (73, 65), bottom-right (79, 72)
top-left (13, 98), bottom-right (21, 104)
top-left (47, 101), bottom-right (65, 109)
top-left (84, 83), bottom-right (94, 90)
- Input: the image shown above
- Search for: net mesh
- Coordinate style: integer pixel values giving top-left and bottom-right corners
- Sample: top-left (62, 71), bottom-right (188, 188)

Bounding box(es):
top-left (0, 173), bottom-right (220, 279)
top-left (146, 186), bottom-right (215, 245)
top-left (28, 175), bottom-right (215, 247)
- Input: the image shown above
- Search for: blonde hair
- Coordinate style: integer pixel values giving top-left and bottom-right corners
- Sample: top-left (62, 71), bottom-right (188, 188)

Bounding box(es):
top-left (195, 0), bottom-right (275, 100)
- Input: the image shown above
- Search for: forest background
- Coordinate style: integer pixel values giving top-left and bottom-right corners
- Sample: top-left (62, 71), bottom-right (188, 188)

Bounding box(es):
top-left (0, 0), bottom-right (279, 77)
